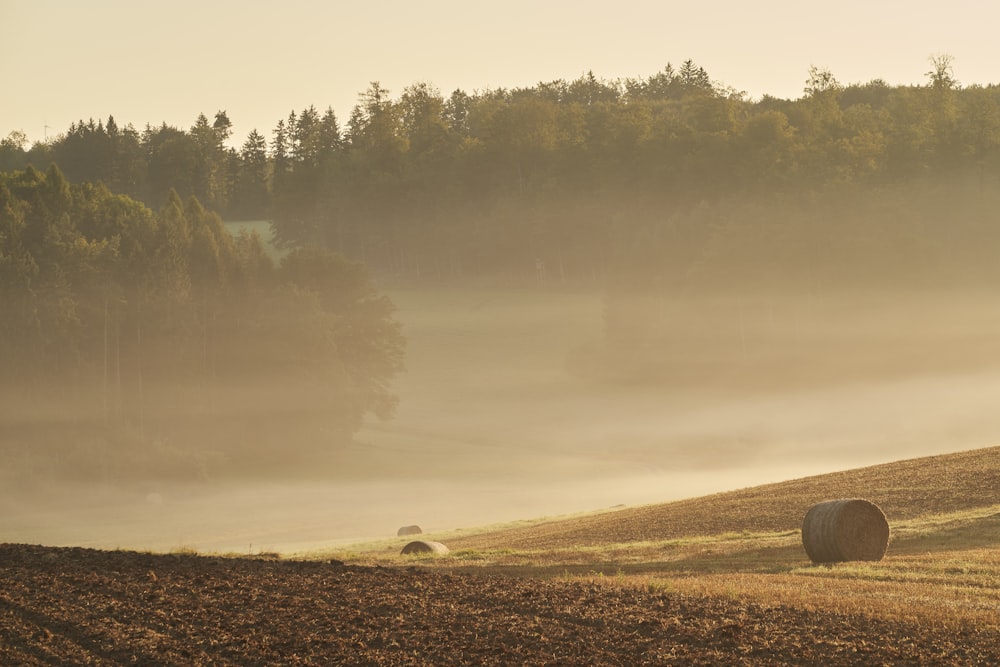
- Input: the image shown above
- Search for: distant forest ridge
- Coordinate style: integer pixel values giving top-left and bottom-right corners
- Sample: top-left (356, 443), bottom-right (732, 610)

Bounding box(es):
top-left (5, 58), bottom-right (1000, 481)
top-left (2, 56), bottom-right (1000, 284)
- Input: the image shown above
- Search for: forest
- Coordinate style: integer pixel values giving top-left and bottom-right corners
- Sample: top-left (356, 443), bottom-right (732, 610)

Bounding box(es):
top-left (4, 59), bottom-right (999, 285)
top-left (0, 167), bottom-right (403, 482)
top-left (4, 57), bottom-right (1000, 481)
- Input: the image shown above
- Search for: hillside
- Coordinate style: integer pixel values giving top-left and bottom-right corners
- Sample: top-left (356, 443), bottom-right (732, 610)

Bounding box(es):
top-left (3, 446), bottom-right (1000, 665)
top-left (351, 444), bottom-right (1000, 641)
top-left (445, 445), bottom-right (1000, 550)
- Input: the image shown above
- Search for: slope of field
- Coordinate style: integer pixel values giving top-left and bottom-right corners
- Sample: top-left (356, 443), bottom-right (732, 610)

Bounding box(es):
top-left (1, 543), bottom-right (998, 666)
top-left (3, 446), bottom-right (999, 665)
top-left (445, 445), bottom-right (1000, 551)
top-left (323, 444), bottom-right (1000, 643)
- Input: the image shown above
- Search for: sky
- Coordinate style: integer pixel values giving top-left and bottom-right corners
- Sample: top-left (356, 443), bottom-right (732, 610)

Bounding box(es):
top-left (3, 0), bottom-right (1000, 149)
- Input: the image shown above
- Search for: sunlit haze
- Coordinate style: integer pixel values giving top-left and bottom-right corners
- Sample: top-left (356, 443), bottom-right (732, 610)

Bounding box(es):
top-left (4, 0), bottom-right (1000, 555)
top-left (3, 0), bottom-right (1000, 146)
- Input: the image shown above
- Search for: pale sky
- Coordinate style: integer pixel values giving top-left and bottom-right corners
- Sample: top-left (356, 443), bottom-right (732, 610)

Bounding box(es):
top-left (3, 0), bottom-right (999, 148)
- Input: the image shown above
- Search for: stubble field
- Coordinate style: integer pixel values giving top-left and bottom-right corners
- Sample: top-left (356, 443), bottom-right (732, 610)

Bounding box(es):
top-left (3, 446), bottom-right (999, 665)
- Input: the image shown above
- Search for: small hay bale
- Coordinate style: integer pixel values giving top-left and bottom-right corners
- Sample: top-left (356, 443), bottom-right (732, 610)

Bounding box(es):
top-left (397, 525), bottom-right (423, 536)
top-left (400, 540), bottom-right (449, 556)
top-left (802, 498), bottom-right (889, 564)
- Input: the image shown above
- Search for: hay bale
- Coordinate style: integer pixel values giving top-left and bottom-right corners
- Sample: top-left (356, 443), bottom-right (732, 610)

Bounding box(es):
top-left (802, 498), bottom-right (889, 563)
top-left (400, 540), bottom-right (449, 556)
top-left (397, 525), bottom-right (423, 537)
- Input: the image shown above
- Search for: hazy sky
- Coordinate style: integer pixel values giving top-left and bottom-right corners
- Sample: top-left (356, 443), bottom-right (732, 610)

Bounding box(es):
top-left (3, 0), bottom-right (999, 148)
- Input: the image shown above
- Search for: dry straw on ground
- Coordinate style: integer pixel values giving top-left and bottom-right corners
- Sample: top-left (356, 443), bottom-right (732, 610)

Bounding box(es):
top-left (801, 498), bottom-right (889, 563)
top-left (397, 525), bottom-right (423, 536)
top-left (400, 540), bottom-right (450, 555)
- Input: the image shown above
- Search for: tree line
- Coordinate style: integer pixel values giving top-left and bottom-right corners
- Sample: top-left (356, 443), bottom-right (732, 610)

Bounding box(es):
top-left (4, 58), bottom-right (999, 285)
top-left (4, 55), bottom-right (1000, 438)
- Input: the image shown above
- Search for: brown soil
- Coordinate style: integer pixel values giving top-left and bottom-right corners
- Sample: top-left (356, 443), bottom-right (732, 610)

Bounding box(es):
top-left (2, 543), bottom-right (996, 666)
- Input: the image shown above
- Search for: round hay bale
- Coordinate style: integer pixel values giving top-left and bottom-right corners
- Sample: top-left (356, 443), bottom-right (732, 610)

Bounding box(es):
top-left (802, 498), bottom-right (889, 564)
top-left (397, 525), bottom-right (423, 537)
top-left (400, 540), bottom-right (449, 556)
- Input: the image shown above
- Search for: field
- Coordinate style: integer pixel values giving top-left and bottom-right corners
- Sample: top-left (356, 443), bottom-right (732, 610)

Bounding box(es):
top-left (4, 286), bottom-right (1000, 663)
top-left (3, 445), bottom-right (999, 665)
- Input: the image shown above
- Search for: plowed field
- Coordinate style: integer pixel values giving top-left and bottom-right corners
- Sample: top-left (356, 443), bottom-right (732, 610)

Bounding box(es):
top-left (2, 543), bottom-right (997, 666)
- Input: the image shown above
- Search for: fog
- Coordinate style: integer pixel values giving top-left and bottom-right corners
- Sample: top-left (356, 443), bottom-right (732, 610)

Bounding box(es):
top-left (4, 285), bottom-right (1000, 554)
